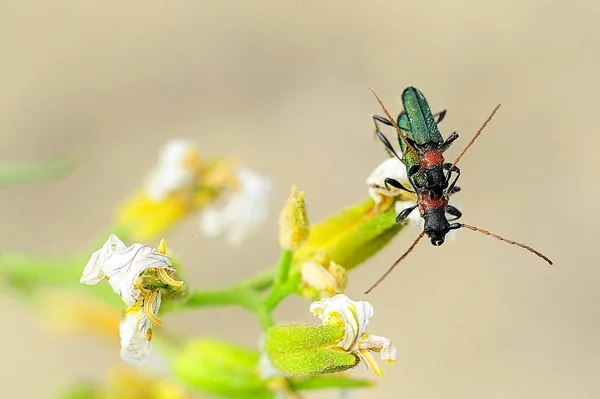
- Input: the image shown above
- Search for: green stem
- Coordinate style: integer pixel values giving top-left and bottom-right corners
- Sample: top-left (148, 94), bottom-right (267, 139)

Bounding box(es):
top-left (236, 268), bottom-right (276, 292)
top-left (276, 250), bottom-right (293, 285)
top-left (183, 287), bottom-right (261, 311)
top-left (0, 253), bottom-right (81, 287)
top-left (256, 307), bottom-right (274, 330)
top-left (0, 156), bottom-right (74, 187)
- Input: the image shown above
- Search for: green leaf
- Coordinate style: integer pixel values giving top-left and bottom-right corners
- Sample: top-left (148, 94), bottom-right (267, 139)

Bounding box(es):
top-left (0, 156), bottom-right (74, 187)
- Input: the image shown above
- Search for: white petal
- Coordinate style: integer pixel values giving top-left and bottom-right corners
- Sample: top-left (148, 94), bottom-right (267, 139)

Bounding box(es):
top-left (394, 200), bottom-right (424, 227)
top-left (80, 234), bottom-right (128, 285)
top-left (366, 157), bottom-right (409, 203)
top-left (358, 334), bottom-right (397, 364)
top-left (119, 293), bottom-right (160, 364)
top-left (199, 166), bottom-right (273, 245)
top-left (309, 294), bottom-right (373, 352)
top-left (145, 139), bottom-right (197, 202)
top-left (103, 244), bottom-right (173, 306)
top-left (82, 234), bottom-right (173, 306)
top-left (301, 262), bottom-right (339, 294)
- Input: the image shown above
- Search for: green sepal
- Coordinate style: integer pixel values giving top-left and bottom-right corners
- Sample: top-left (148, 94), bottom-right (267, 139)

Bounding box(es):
top-left (172, 339), bottom-right (274, 399)
top-left (294, 199), bottom-right (402, 270)
top-left (264, 323), bottom-right (357, 376)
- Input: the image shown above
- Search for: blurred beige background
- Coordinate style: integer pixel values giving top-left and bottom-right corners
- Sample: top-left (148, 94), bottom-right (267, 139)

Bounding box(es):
top-left (1, 1), bottom-right (599, 398)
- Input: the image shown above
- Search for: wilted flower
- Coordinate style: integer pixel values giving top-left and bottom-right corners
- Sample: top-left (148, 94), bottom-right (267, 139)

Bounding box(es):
top-left (80, 234), bottom-right (182, 363)
top-left (199, 166), bottom-right (273, 245)
top-left (310, 294), bottom-right (397, 376)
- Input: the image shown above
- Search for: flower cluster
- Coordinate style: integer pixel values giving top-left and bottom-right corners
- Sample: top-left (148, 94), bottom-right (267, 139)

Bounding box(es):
top-left (3, 133), bottom-right (426, 399)
top-left (118, 139), bottom-right (273, 245)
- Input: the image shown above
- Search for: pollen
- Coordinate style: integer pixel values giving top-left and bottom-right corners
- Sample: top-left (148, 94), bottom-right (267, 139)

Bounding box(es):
top-left (146, 328), bottom-right (153, 342)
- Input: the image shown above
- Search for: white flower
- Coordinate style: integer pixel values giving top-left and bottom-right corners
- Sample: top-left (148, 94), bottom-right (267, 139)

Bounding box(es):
top-left (310, 294), bottom-right (397, 376)
top-left (366, 157), bottom-right (409, 204)
top-left (145, 139), bottom-right (200, 202)
top-left (199, 166), bottom-right (273, 245)
top-left (80, 234), bottom-right (176, 306)
top-left (120, 292), bottom-right (161, 364)
top-left (81, 235), bottom-right (182, 363)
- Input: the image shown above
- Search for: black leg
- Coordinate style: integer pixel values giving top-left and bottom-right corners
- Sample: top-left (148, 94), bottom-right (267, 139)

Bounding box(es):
top-left (434, 110), bottom-right (447, 124)
top-left (448, 222), bottom-right (462, 230)
top-left (384, 178), bottom-right (414, 193)
top-left (374, 129), bottom-right (403, 162)
top-left (443, 163), bottom-right (461, 192)
top-left (449, 185), bottom-right (461, 195)
top-left (408, 164), bottom-right (420, 177)
top-left (396, 204), bottom-right (418, 222)
top-left (373, 115), bottom-right (393, 126)
top-left (440, 132), bottom-right (459, 152)
top-left (445, 205), bottom-right (462, 221)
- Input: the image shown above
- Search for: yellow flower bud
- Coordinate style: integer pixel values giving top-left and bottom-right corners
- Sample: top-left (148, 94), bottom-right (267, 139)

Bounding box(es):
top-left (278, 185), bottom-right (310, 251)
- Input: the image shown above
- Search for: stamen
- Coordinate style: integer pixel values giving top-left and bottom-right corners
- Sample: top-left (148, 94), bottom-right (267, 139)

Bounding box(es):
top-left (157, 238), bottom-right (167, 254)
top-left (358, 349), bottom-right (384, 376)
top-left (144, 290), bottom-right (162, 326)
top-left (134, 276), bottom-right (149, 295)
top-left (157, 267), bottom-right (183, 287)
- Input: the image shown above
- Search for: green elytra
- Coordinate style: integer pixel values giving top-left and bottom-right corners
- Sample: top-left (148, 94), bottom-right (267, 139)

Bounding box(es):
top-left (396, 87), bottom-right (445, 190)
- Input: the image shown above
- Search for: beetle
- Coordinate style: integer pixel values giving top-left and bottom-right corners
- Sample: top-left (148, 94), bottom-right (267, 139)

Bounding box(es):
top-left (365, 88), bottom-right (552, 293)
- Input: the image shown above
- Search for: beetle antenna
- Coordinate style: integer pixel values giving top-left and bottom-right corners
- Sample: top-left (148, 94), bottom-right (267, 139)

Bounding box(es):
top-left (459, 223), bottom-right (553, 265)
top-left (365, 231), bottom-right (426, 294)
top-left (369, 88), bottom-right (425, 168)
top-left (450, 104), bottom-right (501, 170)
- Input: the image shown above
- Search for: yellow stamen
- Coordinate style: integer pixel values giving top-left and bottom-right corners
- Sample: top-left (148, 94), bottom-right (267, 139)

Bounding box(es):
top-left (144, 290), bottom-right (162, 326)
top-left (157, 267), bottom-right (183, 287)
top-left (359, 349), bottom-right (384, 376)
top-left (157, 238), bottom-right (167, 254)
top-left (134, 276), bottom-right (149, 296)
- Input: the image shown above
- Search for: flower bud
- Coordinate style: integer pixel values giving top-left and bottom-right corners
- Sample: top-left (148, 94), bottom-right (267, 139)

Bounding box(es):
top-left (172, 339), bottom-right (273, 399)
top-left (264, 324), bottom-right (357, 376)
top-left (279, 185), bottom-right (310, 251)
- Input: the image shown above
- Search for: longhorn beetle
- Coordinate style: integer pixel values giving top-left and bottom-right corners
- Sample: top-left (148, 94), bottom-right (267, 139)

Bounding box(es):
top-left (365, 87), bottom-right (552, 294)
